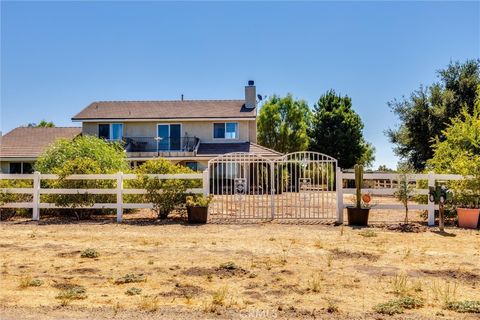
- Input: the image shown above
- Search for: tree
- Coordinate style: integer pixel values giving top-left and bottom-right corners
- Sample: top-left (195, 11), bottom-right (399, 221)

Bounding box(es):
top-left (257, 94), bottom-right (311, 153)
top-left (387, 60), bottom-right (480, 171)
top-left (427, 86), bottom-right (480, 208)
top-left (23, 120), bottom-right (55, 128)
top-left (309, 90), bottom-right (375, 168)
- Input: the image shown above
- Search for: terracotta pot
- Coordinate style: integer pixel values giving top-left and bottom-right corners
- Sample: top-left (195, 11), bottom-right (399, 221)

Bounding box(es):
top-left (457, 208), bottom-right (480, 229)
top-left (346, 207), bottom-right (370, 226)
top-left (187, 206), bottom-right (208, 224)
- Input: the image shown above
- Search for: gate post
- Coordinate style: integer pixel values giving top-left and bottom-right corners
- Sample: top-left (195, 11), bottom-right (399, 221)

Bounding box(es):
top-left (427, 172), bottom-right (435, 226)
top-left (116, 172), bottom-right (123, 223)
top-left (336, 167), bottom-right (344, 224)
top-left (270, 162), bottom-right (275, 219)
top-left (202, 169), bottom-right (209, 196)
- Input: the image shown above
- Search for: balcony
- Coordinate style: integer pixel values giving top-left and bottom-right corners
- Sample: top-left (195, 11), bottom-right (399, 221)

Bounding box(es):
top-left (123, 136), bottom-right (200, 158)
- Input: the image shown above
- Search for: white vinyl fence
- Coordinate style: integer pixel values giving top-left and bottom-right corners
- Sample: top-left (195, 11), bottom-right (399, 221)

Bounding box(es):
top-left (1, 170), bottom-right (467, 226)
top-left (336, 169), bottom-right (465, 226)
top-left (0, 171), bottom-right (209, 222)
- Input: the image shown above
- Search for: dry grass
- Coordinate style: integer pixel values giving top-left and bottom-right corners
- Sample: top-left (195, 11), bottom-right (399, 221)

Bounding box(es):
top-left (0, 221), bottom-right (479, 319)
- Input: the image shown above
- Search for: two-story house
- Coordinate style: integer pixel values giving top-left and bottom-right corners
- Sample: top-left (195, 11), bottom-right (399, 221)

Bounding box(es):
top-left (72, 81), bottom-right (281, 170)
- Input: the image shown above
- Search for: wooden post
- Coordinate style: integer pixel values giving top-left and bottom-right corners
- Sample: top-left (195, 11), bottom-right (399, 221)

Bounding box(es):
top-left (336, 167), bottom-right (344, 224)
top-left (32, 172), bottom-right (40, 221)
top-left (427, 172), bottom-right (435, 226)
top-left (116, 172), bottom-right (123, 223)
top-left (439, 202), bottom-right (445, 232)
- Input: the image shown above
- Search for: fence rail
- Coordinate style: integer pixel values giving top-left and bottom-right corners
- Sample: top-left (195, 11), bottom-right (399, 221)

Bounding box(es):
top-left (336, 169), bottom-right (465, 226)
top-left (0, 172), bottom-right (208, 222)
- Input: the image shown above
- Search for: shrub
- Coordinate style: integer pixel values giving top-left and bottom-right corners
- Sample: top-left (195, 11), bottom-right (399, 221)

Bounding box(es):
top-left (133, 159), bottom-right (200, 219)
top-left (34, 136), bottom-right (129, 219)
top-left (374, 301), bottom-right (404, 315)
top-left (445, 300), bottom-right (480, 313)
top-left (81, 248), bottom-right (99, 258)
top-left (125, 287), bottom-right (142, 296)
top-left (0, 179), bottom-right (33, 220)
top-left (115, 273), bottom-right (146, 284)
top-left (396, 296), bottom-right (424, 309)
top-left (56, 285), bottom-right (87, 305)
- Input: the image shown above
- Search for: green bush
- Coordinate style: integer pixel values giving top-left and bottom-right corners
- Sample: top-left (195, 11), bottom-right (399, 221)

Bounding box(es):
top-left (132, 159), bottom-right (200, 219)
top-left (0, 179), bottom-right (33, 220)
top-left (34, 136), bottom-right (129, 219)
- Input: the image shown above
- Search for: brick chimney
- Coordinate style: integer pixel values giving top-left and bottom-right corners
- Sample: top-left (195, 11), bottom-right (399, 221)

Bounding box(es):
top-left (245, 80), bottom-right (256, 109)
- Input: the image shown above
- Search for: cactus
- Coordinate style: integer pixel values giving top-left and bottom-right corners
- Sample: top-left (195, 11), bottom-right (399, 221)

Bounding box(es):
top-left (355, 164), bottom-right (364, 208)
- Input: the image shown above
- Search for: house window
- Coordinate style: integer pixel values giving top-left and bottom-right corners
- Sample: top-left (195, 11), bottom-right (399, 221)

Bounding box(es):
top-left (98, 123), bottom-right (123, 141)
top-left (23, 163), bottom-right (33, 173)
top-left (185, 161), bottom-right (198, 171)
top-left (9, 163), bottom-right (22, 174)
top-left (213, 122), bottom-right (238, 139)
top-left (9, 162), bottom-right (34, 174)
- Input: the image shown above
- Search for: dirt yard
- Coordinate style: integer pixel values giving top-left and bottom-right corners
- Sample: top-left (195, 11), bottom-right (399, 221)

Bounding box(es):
top-left (0, 219), bottom-right (479, 319)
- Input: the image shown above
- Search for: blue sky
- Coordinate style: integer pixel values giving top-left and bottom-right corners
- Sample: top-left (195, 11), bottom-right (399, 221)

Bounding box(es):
top-left (1, 1), bottom-right (479, 168)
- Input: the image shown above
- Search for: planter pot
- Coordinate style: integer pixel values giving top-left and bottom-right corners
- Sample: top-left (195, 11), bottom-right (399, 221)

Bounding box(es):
top-left (347, 207), bottom-right (370, 226)
top-left (187, 206), bottom-right (208, 224)
top-left (457, 208), bottom-right (480, 229)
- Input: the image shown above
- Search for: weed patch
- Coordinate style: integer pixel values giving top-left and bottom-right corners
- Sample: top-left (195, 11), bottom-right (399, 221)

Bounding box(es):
top-left (358, 230), bottom-right (377, 237)
top-left (81, 248), bottom-right (99, 259)
top-left (445, 300), bottom-right (480, 313)
top-left (56, 285), bottom-right (87, 305)
top-left (125, 287), bottom-right (142, 296)
top-left (115, 273), bottom-right (146, 284)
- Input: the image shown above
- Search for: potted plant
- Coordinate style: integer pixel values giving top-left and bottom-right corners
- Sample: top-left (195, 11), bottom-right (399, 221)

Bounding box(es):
top-left (451, 157), bottom-right (480, 229)
top-left (454, 182), bottom-right (480, 229)
top-left (347, 164), bottom-right (371, 226)
top-left (185, 195), bottom-right (213, 224)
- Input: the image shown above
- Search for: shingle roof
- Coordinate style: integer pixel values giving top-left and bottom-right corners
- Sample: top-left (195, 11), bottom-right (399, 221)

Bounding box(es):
top-left (0, 127), bottom-right (82, 159)
top-left (72, 100), bottom-right (256, 120)
top-left (197, 142), bottom-right (282, 158)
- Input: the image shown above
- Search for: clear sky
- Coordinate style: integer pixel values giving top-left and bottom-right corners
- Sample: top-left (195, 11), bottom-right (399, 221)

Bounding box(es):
top-left (1, 1), bottom-right (479, 168)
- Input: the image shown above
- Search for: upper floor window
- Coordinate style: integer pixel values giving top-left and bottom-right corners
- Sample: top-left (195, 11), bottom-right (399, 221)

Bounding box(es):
top-left (213, 122), bottom-right (238, 139)
top-left (98, 123), bottom-right (123, 141)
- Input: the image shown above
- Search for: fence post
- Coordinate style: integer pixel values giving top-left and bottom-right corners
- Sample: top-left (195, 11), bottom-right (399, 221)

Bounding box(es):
top-left (32, 171), bottom-right (40, 221)
top-left (427, 172), bottom-right (435, 226)
top-left (336, 167), bottom-right (344, 224)
top-left (116, 172), bottom-right (123, 223)
top-left (202, 169), bottom-right (209, 196)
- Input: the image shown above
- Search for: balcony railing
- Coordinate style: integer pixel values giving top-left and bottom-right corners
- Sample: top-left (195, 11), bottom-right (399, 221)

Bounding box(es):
top-left (123, 136), bottom-right (200, 154)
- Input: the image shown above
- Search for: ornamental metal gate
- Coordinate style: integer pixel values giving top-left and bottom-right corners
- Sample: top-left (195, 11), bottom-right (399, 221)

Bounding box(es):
top-left (208, 151), bottom-right (338, 222)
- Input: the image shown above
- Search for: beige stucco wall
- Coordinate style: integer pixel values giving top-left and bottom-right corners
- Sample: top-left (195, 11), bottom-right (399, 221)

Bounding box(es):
top-left (82, 120), bottom-right (255, 143)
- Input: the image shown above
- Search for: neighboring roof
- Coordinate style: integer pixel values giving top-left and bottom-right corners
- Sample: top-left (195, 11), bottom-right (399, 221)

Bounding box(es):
top-left (0, 127), bottom-right (82, 159)
top-left (197, 142), bottom-right (282, 158)
top-left (72, 100), bottom-right (256, 121)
